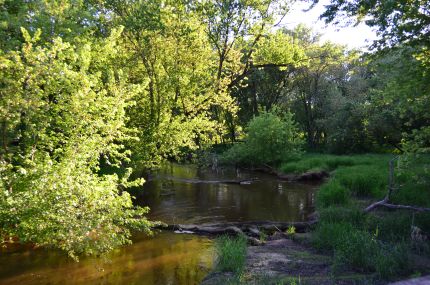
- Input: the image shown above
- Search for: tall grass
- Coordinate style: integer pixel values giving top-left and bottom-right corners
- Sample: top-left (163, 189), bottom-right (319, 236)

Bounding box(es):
top-left (302, 153), bottom-right (429, 280)
top-left (313, 222), bottom-right (410, 279)
top-left (215, 234), bottom-right (248, 274)
top-left (316, 181), bottom-right (350, 208)
top-left (334, 165), bottom-right (387, 198)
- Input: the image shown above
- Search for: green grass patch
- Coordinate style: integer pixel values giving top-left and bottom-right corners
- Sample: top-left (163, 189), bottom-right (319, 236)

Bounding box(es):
top-left (319, 206), bottom-right (365, 227)
top-left (312, 222), bottom-right (355, 251)
top-left (314, 222), bottom-right (410, 279)
top-left (334, 165), bottom-right (387, 198)
top-left (365, 212), bottom-right (413, 242)
top-left (316, 181), bottom-right (350, 208)
top-left (280, 154), bottom-right (391, 174)
top-left (215, 234), bottom-right (248, 274)
top-left (279, 153), bottom-right (430, 281)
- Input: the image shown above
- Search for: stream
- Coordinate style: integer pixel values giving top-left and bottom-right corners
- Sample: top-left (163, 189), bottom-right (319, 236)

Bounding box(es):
top-left (0, 163), bottom-right (319, 285)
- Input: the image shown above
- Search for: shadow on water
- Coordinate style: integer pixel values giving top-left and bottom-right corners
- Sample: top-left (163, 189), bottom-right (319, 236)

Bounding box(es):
top-left (0, 163), bottom-right (319, 285)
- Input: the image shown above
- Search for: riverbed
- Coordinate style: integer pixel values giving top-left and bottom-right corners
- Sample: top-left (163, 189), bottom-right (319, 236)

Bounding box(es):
top-left (0, 163), bottom-right (319, 285)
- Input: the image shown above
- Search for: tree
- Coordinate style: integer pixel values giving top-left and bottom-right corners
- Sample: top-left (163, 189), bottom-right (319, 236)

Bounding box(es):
top-left (0, 28), bottom-right (152, 258)
top-left (314, 0), bottom-right (430, 152)
top-left (314, 0), bottom-right (430, 49)
top-left (98, 0), bottom-right (238, 166)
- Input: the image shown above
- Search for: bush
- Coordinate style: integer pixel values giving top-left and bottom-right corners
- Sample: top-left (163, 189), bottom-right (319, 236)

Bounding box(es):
top-left (316, 181), bottom-right (350, 208)
top-left (221, 112), bottom-right (303, 165)
top-left (215, 235), bottom-right (248, 274)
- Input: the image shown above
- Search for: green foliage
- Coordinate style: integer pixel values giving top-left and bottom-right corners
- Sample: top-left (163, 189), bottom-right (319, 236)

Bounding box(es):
top-left (0, 29), bottom-right (152, 258)
top-left (222, 112), bottom-right (303, 165)
top-left (309, 153), bottom-right (430, 279)
top-left (215, 234), bottom-right (248, 274)
top-left (319, 0), bottom-right (430, 49)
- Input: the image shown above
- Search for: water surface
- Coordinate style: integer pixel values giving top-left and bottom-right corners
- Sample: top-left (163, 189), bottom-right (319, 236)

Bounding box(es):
top-left (137, 163), bottom-right (318, 224)
top-left (0, 163), bottom-right (318, 285)
top-left (0, 232), bottom-right (213, 285)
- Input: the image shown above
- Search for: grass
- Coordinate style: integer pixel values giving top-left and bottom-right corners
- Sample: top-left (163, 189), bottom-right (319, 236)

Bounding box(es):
top-left (316, 181), bottom-right (350, 208)
top-left (219, 149), bottom-right (430, 281)
top-left (279, 154), bottom-right (386, 174)
top-left (285, 153), bottom-right (430, 281)
top-left (215, 234), bottom-right (248, 274)
top-left (280, 153), bottom-right (392, 173)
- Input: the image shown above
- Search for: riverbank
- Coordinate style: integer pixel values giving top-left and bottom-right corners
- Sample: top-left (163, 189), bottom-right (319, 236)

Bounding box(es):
top-left (202, 232), bottom-right (375, 285)
top-left (216, 153), bottom-right (430, 283)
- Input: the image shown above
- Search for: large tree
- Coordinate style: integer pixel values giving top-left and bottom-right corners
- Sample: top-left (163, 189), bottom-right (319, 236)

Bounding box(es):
top-left (314, 0), bottom-right (430, 49)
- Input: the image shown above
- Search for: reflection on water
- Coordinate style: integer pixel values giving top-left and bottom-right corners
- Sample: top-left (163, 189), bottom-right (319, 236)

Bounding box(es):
top-left (136, 163), bottom-right (319, 224)
top-left (0, 232), bottom-right (213, 285)
top-left (0, 163), bottom-right (319, 285)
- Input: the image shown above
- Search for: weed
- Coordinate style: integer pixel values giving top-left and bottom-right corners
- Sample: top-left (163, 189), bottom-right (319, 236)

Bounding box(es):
top-left (286, 226), bottom-right (296, 235)
top-left (215, 234), bottom-right (248, 274)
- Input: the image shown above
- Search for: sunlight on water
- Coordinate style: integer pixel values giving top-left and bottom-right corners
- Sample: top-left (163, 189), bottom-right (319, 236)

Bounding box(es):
top-left (0, 232), bottom-right (213, 285)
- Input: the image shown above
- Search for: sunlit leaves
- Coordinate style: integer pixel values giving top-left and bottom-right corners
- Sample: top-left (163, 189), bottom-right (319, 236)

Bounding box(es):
top-left (0, 29), bottom-right (153, 258)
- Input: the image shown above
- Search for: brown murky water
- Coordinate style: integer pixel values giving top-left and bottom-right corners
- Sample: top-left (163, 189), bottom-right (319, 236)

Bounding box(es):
top-left (0, 163), bottom-right (318, 285)
top-left (137, 163), bottom-right (318, 224)
top-left (0, 232), bottom-right (213, 285)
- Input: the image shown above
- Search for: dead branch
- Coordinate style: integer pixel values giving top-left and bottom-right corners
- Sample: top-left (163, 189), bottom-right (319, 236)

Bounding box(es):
top-left (364, 157), bottom-right (430, 213)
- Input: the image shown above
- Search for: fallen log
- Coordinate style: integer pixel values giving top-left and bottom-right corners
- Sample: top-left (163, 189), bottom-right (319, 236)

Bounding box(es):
top-left (153, 221), bottom-right (315, 236)
top-left (164, 177), bottom-right (258, 185)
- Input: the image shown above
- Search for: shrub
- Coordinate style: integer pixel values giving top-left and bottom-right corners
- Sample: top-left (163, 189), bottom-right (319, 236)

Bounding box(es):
top-left (215, 234), bottom-right (248, 274)
top-left (316, 181), bottom-right (350, 208)
top-left (221, 112), bottom-right (303, 165)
